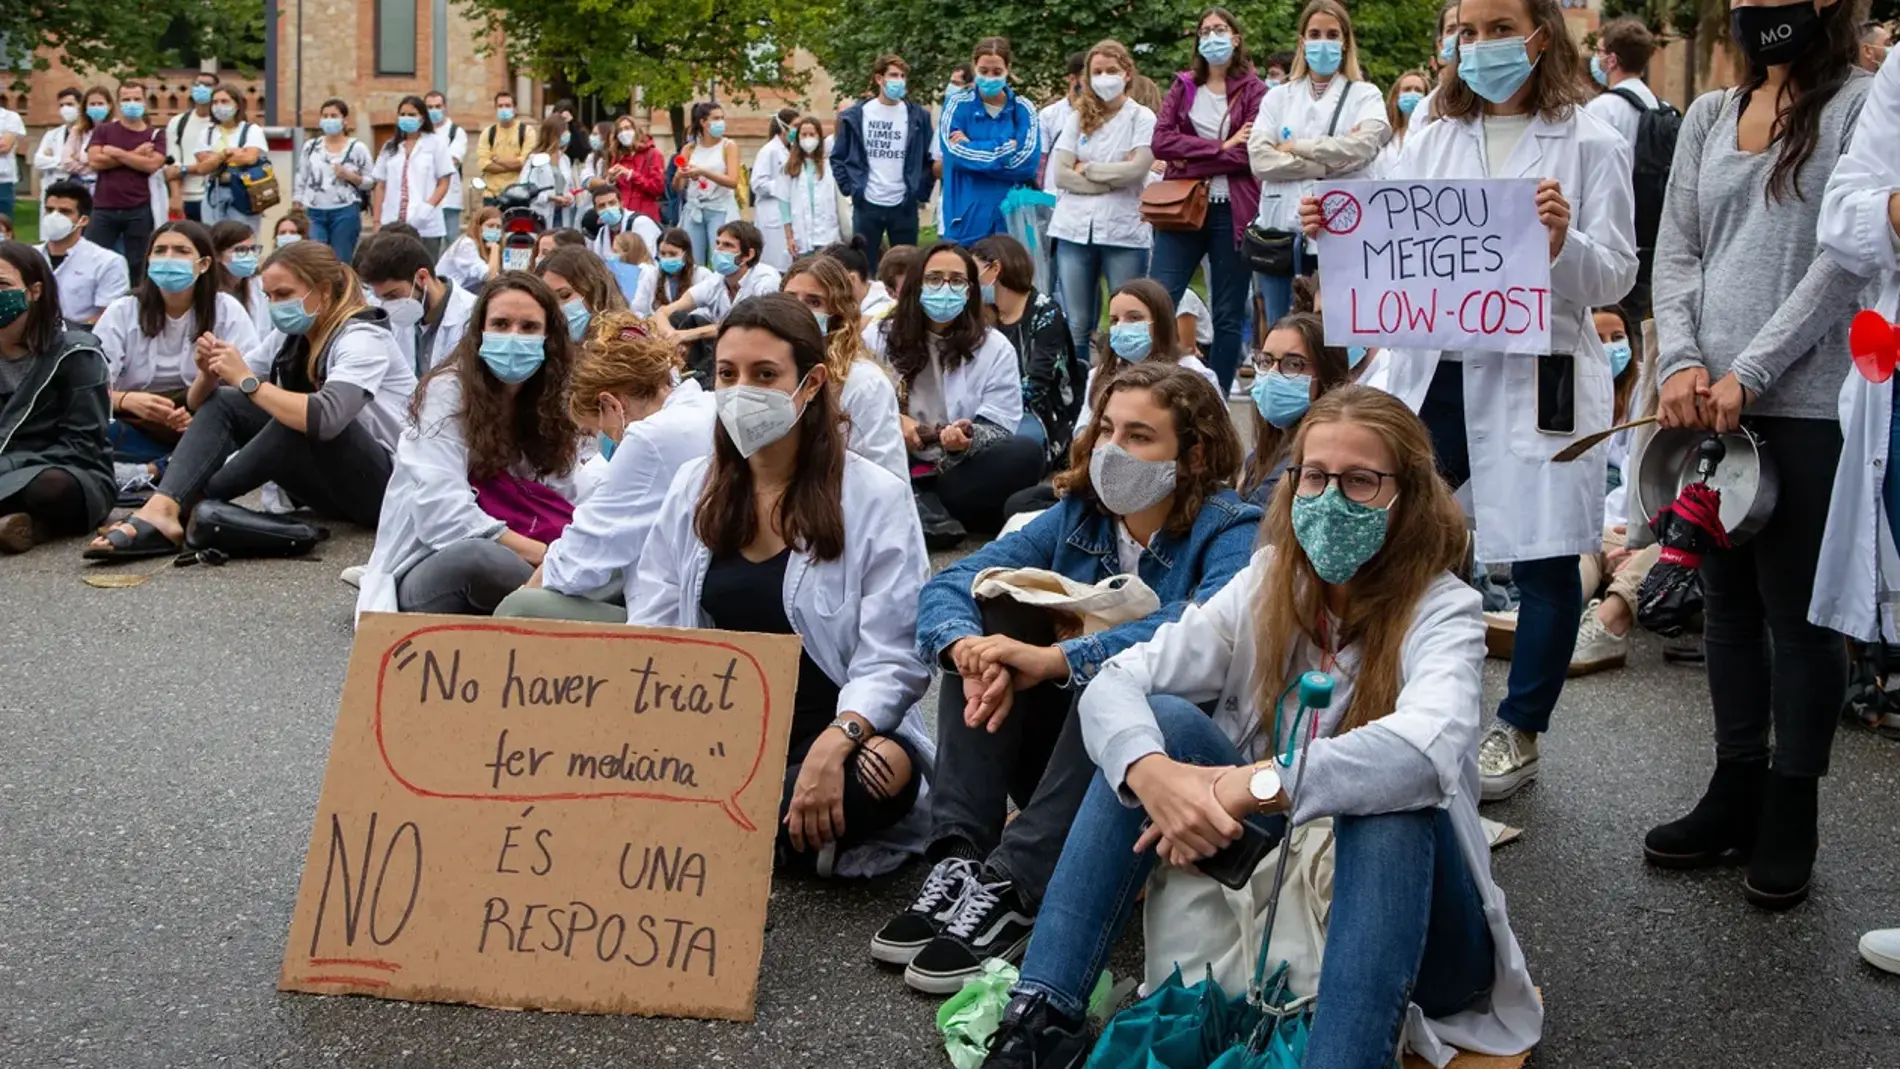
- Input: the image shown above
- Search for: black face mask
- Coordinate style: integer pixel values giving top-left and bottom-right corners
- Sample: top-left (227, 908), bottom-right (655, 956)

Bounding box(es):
top-left (1730, 3), bottom-right (1820, 68)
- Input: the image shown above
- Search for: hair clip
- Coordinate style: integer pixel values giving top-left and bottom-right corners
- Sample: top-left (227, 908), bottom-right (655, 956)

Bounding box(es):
top-left (618, 324), bottom-right (651, 341)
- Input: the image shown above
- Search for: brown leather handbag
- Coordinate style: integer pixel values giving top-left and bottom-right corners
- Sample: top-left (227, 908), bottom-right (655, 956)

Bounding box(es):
top-left (1140, 178), bottom-right (1209, 231)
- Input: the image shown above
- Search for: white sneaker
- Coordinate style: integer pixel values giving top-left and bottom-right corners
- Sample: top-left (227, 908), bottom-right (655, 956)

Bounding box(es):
top-left (259, 482), bottom-right (293, 514)
top-left (1860, 928), bottom-right (1900, 975)
top-left (1569, 599), bottom-right (1629, 677)
top-left (338, 565), bottom-right (365, 589)
top-left (1479, 723), bottom-right (1540, 802)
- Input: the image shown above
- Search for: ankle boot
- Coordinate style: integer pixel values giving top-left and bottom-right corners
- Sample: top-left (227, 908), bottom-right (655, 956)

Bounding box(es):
top-left (1743, 771), bottom-right (1818, 911)
top-left (1643, 759), bottom-right (1767, 868)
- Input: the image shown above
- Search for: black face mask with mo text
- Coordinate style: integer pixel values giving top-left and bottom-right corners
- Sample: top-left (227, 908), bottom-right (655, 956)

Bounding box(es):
top-left (1730, 3), bottom-right (1820, 67)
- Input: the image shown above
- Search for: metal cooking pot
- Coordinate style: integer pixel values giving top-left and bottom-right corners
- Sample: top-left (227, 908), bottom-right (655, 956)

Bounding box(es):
top-left (1631, 427), bottom-right (1779, 545)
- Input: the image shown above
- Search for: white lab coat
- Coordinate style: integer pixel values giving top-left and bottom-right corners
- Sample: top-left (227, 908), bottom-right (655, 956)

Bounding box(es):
top-left (1081, 550), bottom-right (1541, 1063)
top-left (1248, 78), bottom-right (1390, 232)
top-left (862, 321), bottom-right (1026, 431)
top-left (356, 373), bottom-right (587, 618)
top-left (372, 133), bottom-right (454, 237)
top-left (92, 292), bottom-right (259, 391)
top-left (391, 281), bottom-right (476, 373)
top-left (434, 236), bottom-right (491, 294)
top-left (1377, 108), bottom-right (1638, 563)
top-left (840, 358), bottom-right (909, 482)
top-left (1810, 48), bottom-right (1900, 642)
top-left (37, 238), bottom-right (128, 325)
top-left (1075, 354), bottom-right (1220, 430)
top-left (521, 151), bottom-right (577, 228)
top-left (542, 379), bottom-right (717, 606)
top-left (751, 137), bottom-right (794, 270)
top-left (625, 451), bottom-right (938, 876)
top-left (633, 264), bottom-right (716, 318)
top-left (786, 163), bottom-right (844, 256)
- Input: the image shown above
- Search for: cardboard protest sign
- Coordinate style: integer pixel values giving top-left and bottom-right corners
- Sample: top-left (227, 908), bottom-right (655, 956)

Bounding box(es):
top-left (279, 613), bottom-right (800, 1021)
top-left (1315, 178), bottom-right (1551, 355)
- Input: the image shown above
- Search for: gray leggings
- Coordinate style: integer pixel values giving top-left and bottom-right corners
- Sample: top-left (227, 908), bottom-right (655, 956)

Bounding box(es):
top-left (396, 538), bottom-right (534, 615)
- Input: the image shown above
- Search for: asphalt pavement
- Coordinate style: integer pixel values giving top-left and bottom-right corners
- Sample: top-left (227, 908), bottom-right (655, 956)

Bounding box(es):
top-left (3, 523), bottom-right (1899, 1068)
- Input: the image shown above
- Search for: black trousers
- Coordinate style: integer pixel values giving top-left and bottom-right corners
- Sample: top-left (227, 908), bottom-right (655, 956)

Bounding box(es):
top-left (156, 386), bottom-right (392, 526)
top-left (933, 435), bottom-right (1046, 534)
top-left (86, 207), bottom-right (156, 280)
top-left (0, 468), bottom-right (94, 536)
top-left (852, 199), bottom-right (919, 276)
top-left (776, 731), bottom-right (923, 872)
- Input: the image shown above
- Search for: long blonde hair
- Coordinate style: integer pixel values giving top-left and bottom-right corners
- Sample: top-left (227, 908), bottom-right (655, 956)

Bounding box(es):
top-left (1250, 386), bottom-right (1468, 736)
top-left (1287, 0), bottom-right (1365, 83)
top-left (262, 240), bottom-right (369, 386)
top-left (782, 254), bottom-right (870, 389)
top-left (1076, 40), bottom-right (1138, 136)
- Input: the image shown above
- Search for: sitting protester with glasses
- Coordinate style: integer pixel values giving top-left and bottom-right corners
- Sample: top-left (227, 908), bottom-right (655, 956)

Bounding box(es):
top-left (1239, 312), bottom-right (1352, 506)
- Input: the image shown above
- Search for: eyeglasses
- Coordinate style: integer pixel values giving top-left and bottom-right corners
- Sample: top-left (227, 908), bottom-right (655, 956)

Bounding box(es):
top-left (922, 272), bottom-right (970, 288)
top-left (1253, 350), bottom-right (1311, 376)
top-left (1293, 465), bottom-right (1397, 504)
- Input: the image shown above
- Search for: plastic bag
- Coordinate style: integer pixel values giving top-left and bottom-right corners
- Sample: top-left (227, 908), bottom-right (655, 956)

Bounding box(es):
top-left (1001, 187), bottom-right (1058, 295)
top-left (938, 960), bottom-right (1117, 1069)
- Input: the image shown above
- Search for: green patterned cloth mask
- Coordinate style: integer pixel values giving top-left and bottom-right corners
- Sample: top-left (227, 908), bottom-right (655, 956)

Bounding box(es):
top-left (1290, 485), bottom-right (1392, 584)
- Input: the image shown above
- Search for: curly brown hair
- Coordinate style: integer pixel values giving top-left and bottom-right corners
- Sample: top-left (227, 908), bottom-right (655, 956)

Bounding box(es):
top-left (1054, 361), bottom-right (1243, 538)
top-left (411, 272), bottom-right (580, 481)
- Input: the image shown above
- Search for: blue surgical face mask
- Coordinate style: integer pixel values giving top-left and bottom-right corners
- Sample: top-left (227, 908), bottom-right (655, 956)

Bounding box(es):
top-left (228, 252), bottom-right (259, 279)
top-left (884, 77), bottom-right (907, 100)
top-left (191, 84), bottom-right (213, 105)
top-left (147, 258), bottom-right (199, 294)
top-left (1251, 370), bottom-right (1312, 429)
top-left (711, 249), bottom-right (741, 276)
top-left (980, 282), bottom-right (996, 305)
top-left (811, 307), bottom-right (830, 334)
top-left (270, 295), bottom-right (316, 335)
top-left (1199, 33), bottom-right (1235, 66)
top-left (564, 299), bottom-right (592, 340)
top-left (1303, 39), bottom-right (1344, 77)
top-left (1266, 78), bottom-right (1283, 89)
top-left (319, 116), bottom-right (344, 136)
top-left (1108, 321), bottom-right (1153, 361)
top-left (599, 206), bottom-right (623, 227)
top-left (1590, 55), bottom-right (1609, 88)
top-left (598, 432), bottom-right (617, 461)
top-left (1397, 91), bottom-right (1423, 116)
top-left (974, 74), bottom-right (1008, 98)
top-left (1604, 339), bottom-right (1633, 379)
top-left (590, 134), bottom-right (605, 152)
top-left (658, 255), bottom-right (685, 275)
top-left (497, 107), bottom-right (516, 123)
top-left (428, 107), bottom-right (447, 126)
top-left (920, 282), bottom-right (969, 323)
top-left (1440, 32), bottom-right (1459, 63)
top-left (707, 120), bottom-right (726, 138)
top-left (481, 227), bottom-right (502, 245)
top-left (1346, 346), bottom-right (1369, 368)
top-left (397, 114), bottom-right (422, 135)
top-left (120, 100), bottom-right (146, 121)
top-left (1459, 30), bottom-right (1543, 106)
top-left (480, 332), bottom-right (547, 384)
top-left (87, 104), bottom-right (110, 123)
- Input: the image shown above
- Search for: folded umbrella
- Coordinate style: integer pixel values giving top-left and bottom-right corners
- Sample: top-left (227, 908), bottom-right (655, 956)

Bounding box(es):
top-left (1635, 477), bottom-right (1731, 637)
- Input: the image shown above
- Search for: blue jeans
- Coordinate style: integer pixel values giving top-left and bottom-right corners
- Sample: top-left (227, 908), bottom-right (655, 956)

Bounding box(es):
top-left (307, 205), bottom-right (364, 265)
top-left (1420, 361), bottom-right (1580, 735)
top-left (1254, 271), bottom-right (1294, 337)
top-left (684, 209), bottom-right (727, 264)
top-left (1016, 695), bottom-right (1245, 1020)
top-left (108, 420), bottom-right (171, 464)
top-left (852, 198), bottom-right (919, 275)
top-left (441, 207), bottom-right (462, 243)
top-left (1151, 201), bottom-right (1248, 392)
top-left (1305, 809), bottom-right (1495, 1069)
top-left (1055, 240), bottom-right (1148, 360)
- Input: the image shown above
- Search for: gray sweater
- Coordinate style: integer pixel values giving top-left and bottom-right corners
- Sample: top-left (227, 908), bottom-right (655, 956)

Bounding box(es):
top-left (1652, 76), bottom-right (1872, 420)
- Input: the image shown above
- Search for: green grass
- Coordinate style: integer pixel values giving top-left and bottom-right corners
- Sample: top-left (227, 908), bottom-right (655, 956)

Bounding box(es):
top-left (8, 200), bottom-right (38, 244)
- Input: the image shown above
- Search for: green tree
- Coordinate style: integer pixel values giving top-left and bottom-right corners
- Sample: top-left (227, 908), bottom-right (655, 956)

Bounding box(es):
top-left (2, 0), bottom-right (263, 81)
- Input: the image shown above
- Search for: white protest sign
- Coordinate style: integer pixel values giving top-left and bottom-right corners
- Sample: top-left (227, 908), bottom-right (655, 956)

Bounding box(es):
top-left (1315, 178), bottom-right (1551, 355)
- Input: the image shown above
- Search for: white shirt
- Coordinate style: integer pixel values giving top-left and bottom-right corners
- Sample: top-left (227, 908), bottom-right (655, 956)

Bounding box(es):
top-left (194, 120), bottom-right (269, 165)
top-left (1249, 78), bottom-right (1389, 231)
top-left (1075, 354), bottom-right (1220, 429)
top-left (1038, 98), bottom-right (1074, 195)
top-left (435, 235), bottom-right (490, 294)
top-left (683, 139), bottom-right (740, 221)
top-left (39, 238), bottom-right (129, 325)
top-left (1113, 520), bottom-right (1144, 576)
top-left (634, 263), bottom-right (716, 317)
top-left (1185, 86), bottom-right (1233, 200)
top-left (863, 321), bottom-right (1025, 430)
top-left (0, 108), bottom-right (27, 183)
top-left (436, 121), bottom-right (468, 211)
top-left (1050, 103), bottom-right (1158, 250)
top-left (542, 380), bottom-right (718, 607)
top-left (1178, 287), bottom-right (1214, 349)
top-left (1583, 78), bottom-right (1660, 152)
top-left (859, 281), bottom-right (895, 321)
top-left (686, 263), bottom-right (783, 322)
top-left (93, 292), bottom-right (259, 393)
top-left (860, 100), bottom-right (912, 208)
top-left (372, 133), bottom-right (455, 237)
top-left (1482, 114), bottom-right (1535, 179)
top-left (166, 110), bottom-right (216, 200)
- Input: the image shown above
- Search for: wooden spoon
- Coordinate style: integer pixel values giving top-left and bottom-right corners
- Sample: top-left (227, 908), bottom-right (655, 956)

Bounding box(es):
top-left (1550, 416), bottom-right (1657, 463)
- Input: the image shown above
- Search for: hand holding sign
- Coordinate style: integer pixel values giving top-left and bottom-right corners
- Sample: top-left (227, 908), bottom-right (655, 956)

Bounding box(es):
top-left (1315, 178), bottom-right (1552, 355)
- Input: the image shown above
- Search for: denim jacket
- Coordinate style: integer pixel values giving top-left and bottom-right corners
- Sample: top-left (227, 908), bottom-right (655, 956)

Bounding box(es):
top-left (916, 489), bottom-right (1262, 686)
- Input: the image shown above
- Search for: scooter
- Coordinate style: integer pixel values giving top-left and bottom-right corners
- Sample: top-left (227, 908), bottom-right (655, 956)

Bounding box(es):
top-left (470, 173), bottom-right (546, 273)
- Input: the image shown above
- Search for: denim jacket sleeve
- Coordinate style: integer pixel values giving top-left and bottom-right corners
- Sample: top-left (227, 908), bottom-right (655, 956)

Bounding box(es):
top-left (914, 501), bottom-right (1070, 664)
top-left (1056, 502), bottom-right (1262, 686)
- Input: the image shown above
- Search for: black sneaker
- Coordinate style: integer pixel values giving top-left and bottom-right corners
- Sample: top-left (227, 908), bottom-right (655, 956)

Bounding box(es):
top-left (905, 873), bottom-right (1035, 994)
top-left (979, 991), bottom-right (1092, 1069)
top-left (871, 857), bottom-right (977, 966)
top-left (1662, 634), bottom-right (1705, 664)
top-left (916, 491), bottom-right (967, 550)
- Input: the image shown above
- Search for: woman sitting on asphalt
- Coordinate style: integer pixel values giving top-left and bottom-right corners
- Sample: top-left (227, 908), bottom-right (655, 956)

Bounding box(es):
top-left (627, 293), bottom-right (934, 878)
top-left (531, 245), bottom-right (629, 343)
top-left (1239, 311), bottom-right (1351, 506)
top-left (1073, 279), bottom-right (1219, 430)
top-left (872, 362), bottom-right (1260, 997)
top-left (355, 273), bottom-right (584, 617)
top-left (780, 253), bottom-right (908, 481)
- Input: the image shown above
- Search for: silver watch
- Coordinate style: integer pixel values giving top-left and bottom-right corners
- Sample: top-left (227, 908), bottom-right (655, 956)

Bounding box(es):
top-left (829, 716), bottom-right (866, 745)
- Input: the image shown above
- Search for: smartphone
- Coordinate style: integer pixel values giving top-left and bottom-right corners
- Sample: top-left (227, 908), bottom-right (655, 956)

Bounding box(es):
top-left (1199, 816), bottom-right (1285, 890)
top-left (1535, 352), bottom-right (1577, 436)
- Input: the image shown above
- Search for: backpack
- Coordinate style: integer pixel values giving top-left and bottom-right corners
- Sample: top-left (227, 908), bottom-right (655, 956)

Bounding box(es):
top-left (219, 122), bottom-right (282, 215)
top-left (1608, 87), bottom-right (1681, 307)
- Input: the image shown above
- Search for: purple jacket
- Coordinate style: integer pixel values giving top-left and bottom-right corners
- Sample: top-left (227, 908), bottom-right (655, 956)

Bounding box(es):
top-left (1151, 69), bottom-right (1265, 245)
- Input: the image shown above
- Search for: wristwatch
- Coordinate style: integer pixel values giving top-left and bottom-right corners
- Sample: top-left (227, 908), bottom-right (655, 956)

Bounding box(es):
top-left (1245, 763), bottom-right (1286, 812)
top-left (237, 374), bottom-right (260, 396)
top-left (829, 716), bottom-right (866, 746)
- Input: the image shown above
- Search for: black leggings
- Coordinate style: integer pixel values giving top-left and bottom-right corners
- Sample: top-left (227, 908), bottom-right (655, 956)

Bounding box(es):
top-left (933, 435), bottom-right (1047, 533)
top-left (0, 468), bottom-right (95, 536)
top-left (776, 731), bottom-right (922, 872)
top-left (1703, 416), bottom-right (1848, 778)
top-left (156, 386), bottom-right (392, 526)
